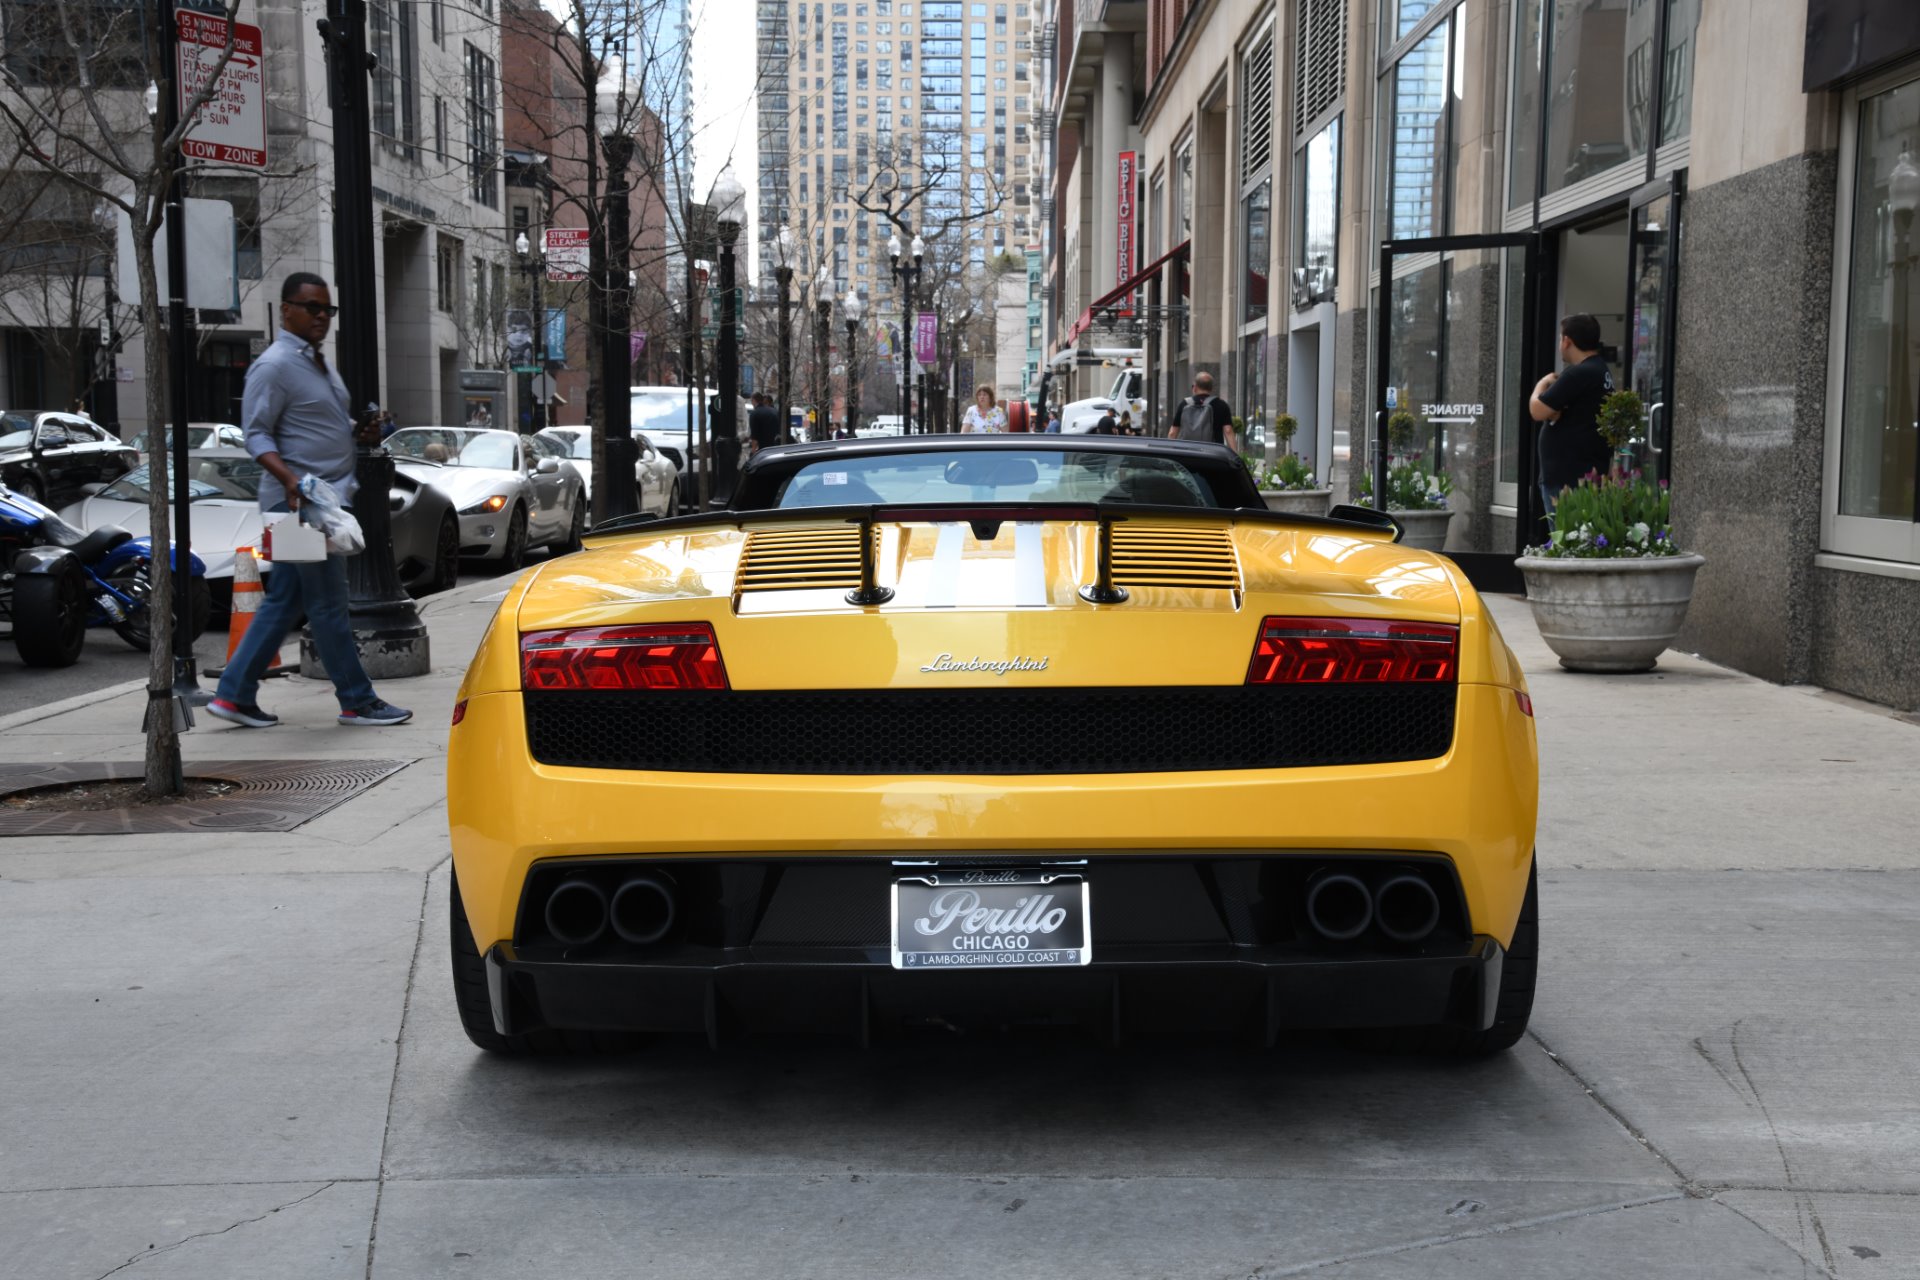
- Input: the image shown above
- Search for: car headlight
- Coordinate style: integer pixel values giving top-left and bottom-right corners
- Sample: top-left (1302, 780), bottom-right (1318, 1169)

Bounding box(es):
top-left (460, 494), bottom-right (508, 515)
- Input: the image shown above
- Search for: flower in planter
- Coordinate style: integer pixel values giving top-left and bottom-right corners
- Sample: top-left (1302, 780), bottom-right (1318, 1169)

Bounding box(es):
top-left (1526, 472), bottom-right (1682, 558)
top-left (1356, 461), bottom-right (1451, 511)
top-left (1255, 452), bottom-right (1319, 491)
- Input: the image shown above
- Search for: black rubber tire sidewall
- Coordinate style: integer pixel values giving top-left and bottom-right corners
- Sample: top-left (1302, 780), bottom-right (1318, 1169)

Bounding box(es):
top-left (12, 572), bottom-right (87, 667)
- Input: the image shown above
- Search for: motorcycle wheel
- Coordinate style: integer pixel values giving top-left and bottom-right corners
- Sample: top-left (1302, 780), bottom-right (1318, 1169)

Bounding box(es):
top-left (13, 573), bottom-right (88, 668)
top-left (107, 561), bottom-right (212, 652)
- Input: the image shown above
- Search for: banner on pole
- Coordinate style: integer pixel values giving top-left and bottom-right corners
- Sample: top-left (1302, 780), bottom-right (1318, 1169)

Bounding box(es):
top-left (913, 312), bottom-right (939, 367)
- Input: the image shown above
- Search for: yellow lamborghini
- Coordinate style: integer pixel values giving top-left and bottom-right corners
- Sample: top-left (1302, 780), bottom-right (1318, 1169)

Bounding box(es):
top-left (446, 435), bottom-right (1539, 1055)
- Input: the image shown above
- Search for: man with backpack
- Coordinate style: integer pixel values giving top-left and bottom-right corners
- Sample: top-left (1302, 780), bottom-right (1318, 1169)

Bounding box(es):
top-left (1167, 371), bottom-right (1237, 450)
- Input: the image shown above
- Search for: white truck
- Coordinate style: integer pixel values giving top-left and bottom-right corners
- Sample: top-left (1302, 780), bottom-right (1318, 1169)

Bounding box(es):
top-left (1058, 365), bottom-right (1149, 434)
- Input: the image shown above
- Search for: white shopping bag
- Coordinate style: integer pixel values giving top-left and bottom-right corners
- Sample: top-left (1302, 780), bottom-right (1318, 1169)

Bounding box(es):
top-left (262, 511), bottom-right (327, 563)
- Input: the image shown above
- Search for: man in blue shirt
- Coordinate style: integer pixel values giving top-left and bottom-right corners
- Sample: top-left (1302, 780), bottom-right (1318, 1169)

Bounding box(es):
top-left (208, 272), bottom-right (412, 729)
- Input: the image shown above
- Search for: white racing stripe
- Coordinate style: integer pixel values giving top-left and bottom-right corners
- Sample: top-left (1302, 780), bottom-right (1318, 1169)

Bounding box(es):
top-left (1014, 521), bottom-right (1047, 607)
top-left (926, 522), bottom-right (966, 608)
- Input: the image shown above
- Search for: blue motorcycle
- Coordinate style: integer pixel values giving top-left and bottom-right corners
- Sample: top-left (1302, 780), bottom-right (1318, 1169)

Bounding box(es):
top-left (0, 480), bottom-right (209, 668)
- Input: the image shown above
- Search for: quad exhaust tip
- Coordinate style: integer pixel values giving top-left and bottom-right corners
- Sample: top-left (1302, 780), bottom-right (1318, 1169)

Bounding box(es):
top-left (544, 878), bottom-right (610, 946)
top-left (1374, 874), bottom-right (1441, 943)
top-left (611, 874), bottom-right (677, 945)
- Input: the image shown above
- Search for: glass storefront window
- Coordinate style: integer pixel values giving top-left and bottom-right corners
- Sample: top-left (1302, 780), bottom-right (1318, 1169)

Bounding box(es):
top-left (1386, 262), bottom-right (1446, 449)
top-left (1509, 0), bottom-right (1541, 207)
top-left (1297, 117), bottom-right (1340, 306)
top-left (1839, 79), bottom-right (1920, 524)
top-left (1660, 0), bottom-right (1700, 145)
top-left (1243, 179), bottom-right (1272, 323)
top-left (1543, 0), bottom-right (1649, 194)
top-left (1387, 23), bottom-right (1449, 237)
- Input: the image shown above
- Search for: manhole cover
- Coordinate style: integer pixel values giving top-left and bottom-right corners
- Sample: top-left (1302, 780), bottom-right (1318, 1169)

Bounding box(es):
top-left (0, 759), bottom-right (416, 836)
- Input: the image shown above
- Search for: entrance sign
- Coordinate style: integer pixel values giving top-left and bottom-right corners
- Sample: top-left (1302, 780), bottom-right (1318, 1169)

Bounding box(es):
top-left (543, 229), bottom-right (590, 282)
top-left (1420, 402), bottom-right (1484, 423)
top-left (1115, 151), bottom-right (1137, 317)
top-left (176, 10), bottom-right (267, 170)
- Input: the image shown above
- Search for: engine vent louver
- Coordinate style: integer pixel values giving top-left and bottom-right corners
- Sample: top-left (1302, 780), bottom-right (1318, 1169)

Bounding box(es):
top-left (1108, 524), bottom-right (1241, 591)
top-left (735, 525), bottom-right (866, 594)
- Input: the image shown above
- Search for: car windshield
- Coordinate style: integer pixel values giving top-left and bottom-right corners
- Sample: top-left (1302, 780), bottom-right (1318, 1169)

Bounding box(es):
top-left (0, 413), bottom-right (31, 450)
top-left (631, 395), bottom-right (695, 437)
top-left (388, 428), bottom-right (519, 469)
top-left (771, 450), bottom-right (1217, 509)
top-left (539, 430), bottom-right (591, 460)
top-left (100, 459), bottom-right (261, 503)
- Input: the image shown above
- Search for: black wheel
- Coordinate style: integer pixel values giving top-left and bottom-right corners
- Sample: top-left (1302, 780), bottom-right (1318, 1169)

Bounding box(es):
top-left (12, 572), bottom-right (88, 667)
top-left (664, 487), bottom-right (679, 518)
top-left (1346, 859), bottom-right (1538, 1056)
top-left (429, 513), bottom-right (460, 593)
top-left (449, 869), bottom-right (645, 1057)
top-left (559, 501), bottom-right (586, 554)
top-left (497, 505), bottom-right (528, 573)
top-left (11, 472), bottom-right (46, 505)
top-left (106, 561), bottom-right (210, 651)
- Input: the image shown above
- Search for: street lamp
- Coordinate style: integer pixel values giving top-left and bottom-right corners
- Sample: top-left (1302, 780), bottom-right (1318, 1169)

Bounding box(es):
top-left (774, 223), bottom-right (795, 443)
top-left (887, 231), bottom-right (925, 431)
top-left (712, 163), bottom-right (747, 501)
top-left (844, 289), bottom-right (865, 436)
top-left (814, 263), bottom-right (833, 438)
top-left (513, 229), bottom-right (549, 433)
top-left (597, 75), bottom-right (639, 522)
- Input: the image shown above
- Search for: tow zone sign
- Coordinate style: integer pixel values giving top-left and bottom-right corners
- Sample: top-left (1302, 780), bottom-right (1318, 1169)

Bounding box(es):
top-left (177, 10), bottom-right (267, 170)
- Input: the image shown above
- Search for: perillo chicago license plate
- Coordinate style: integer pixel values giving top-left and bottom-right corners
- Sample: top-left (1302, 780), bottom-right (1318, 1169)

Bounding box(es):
top-left (891, 869), bottom-right (1092, 970)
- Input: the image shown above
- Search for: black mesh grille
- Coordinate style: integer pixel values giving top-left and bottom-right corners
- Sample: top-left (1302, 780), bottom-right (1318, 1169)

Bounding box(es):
top-left (523, 684), bottom-right (1456, 774)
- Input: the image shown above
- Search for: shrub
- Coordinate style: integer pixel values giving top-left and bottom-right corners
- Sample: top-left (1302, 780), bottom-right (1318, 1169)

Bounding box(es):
top-left (1527, 471), bottom-right (1680, 558)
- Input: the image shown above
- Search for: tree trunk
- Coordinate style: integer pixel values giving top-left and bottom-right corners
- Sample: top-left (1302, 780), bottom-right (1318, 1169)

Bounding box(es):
top-left (133, 183), bottom-right (183, 798)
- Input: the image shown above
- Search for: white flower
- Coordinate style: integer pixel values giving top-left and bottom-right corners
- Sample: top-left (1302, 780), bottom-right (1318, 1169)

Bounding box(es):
top-left (1629, 521), bottom-right (1650, 543)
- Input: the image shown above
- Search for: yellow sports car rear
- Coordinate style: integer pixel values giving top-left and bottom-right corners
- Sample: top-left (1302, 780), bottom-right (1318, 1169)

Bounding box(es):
top-left (446, 437), bottom-right (1538, 1056)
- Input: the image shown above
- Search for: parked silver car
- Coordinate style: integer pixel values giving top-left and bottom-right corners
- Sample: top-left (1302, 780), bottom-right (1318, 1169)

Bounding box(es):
top-left (387, 427), bottom-right (585, 570)
top-left (532, 427), bottom-right (680, 521)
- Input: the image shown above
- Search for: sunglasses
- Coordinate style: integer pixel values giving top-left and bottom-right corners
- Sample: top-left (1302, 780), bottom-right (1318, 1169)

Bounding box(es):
top-left (285, 300), bottom-right (340, 317)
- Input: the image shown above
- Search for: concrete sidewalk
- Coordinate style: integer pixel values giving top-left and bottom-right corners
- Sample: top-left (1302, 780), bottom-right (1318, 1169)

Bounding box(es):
top-left (1, 584), bottom-right (1915, 1279)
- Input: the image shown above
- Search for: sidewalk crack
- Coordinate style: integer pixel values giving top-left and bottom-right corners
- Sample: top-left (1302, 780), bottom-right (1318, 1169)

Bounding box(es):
top-left (364, 856), bottom-right (444, 1280)
top-left (88, 1182), bottom-right (335, 1279)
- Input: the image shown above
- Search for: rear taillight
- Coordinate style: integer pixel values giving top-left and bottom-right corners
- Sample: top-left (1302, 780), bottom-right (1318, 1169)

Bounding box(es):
top-left (521, 623), bottom-right (728, 691)
top-left (1246, 616), bottom-right (1458, 685)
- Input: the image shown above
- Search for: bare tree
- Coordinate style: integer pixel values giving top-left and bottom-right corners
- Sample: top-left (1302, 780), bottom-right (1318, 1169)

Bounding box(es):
top-left (1, 0), bottom-right (246, 795)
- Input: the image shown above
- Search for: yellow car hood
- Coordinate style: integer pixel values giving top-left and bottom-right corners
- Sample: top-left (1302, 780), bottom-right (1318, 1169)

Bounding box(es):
top-left (489, 517), bottom-right (1474, 692)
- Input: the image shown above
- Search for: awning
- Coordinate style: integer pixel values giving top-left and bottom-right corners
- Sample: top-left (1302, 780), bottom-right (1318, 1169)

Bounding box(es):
top-left (1061, 238), bottom-right (1190, 347)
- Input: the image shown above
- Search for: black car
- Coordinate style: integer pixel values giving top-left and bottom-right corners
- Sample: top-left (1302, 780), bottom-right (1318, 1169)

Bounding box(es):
top-left (0, 411), bottom-right (140, 508)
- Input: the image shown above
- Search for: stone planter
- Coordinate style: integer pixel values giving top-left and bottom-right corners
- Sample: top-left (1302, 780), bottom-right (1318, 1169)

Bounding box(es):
top-left (1259, 487), bottom-right (1332, 516)
top-left (1389, 508), bottom-right (1454, 551)
top-left (1516, 553), bottom-right (1707, 673)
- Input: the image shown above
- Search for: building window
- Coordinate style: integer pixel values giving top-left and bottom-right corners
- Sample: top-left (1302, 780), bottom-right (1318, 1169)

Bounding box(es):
top-left (1294, 116), bottom-right (1340, 307)
top-left (1828, 71), bottom-right (1920, 563)
top-left (466, 43), bottom-right (499, 208)
top-left (437, 237), bottom-right (460, 313)
top-left (370, 0), bottom-right (418, 150)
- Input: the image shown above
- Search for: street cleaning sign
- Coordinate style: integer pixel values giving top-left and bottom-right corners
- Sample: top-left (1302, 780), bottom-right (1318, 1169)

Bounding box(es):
top-left (544, 229), bottom-right (590, 282)
top-left (176, 8), bottom-right (266, 170)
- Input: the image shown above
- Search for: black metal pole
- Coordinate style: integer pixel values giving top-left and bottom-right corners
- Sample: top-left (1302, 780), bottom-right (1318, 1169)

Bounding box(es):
top-left (815, 296), bottom-right (830, 438)
top-left (897, 269), bottom-right (912, 434)
top-left (159, 0), bottom-right (202, 706)
top-left (531, 257), bottom-right (546, 432)
top-left (775, 265), bottom-right (793, 442)
top-left (316, 0), bottom-right (428, 679)
top-left (845, 316), bottom-right (858, 434)
top-left (684, 209), bottom-right (696, 505)
top-left (599, 131), bottom-right (637, 521)
top-left (716, 229), bottom-right (740, 498)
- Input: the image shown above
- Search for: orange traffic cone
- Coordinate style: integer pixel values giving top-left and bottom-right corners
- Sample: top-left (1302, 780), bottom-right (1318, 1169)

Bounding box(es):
top-left (224, 546), bottom-right (279, 670)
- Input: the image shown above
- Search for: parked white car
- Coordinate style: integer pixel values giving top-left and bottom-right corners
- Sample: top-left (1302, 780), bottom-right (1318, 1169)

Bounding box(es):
top-left (387, 426), bottom-right (585, 570)
top-left (532, 427), bottom-right (679, 521)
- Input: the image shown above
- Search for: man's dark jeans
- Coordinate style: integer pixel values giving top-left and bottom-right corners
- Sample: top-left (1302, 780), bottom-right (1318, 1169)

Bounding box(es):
top-left (215, 507), bottom-right (375, 710)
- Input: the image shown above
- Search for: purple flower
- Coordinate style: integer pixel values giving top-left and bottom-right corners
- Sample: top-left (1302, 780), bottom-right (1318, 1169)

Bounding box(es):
top-left (1595, 534), bottom-right (1610, 548)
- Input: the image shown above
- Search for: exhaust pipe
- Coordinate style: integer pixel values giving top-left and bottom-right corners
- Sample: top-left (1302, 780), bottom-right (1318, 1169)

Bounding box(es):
top-left (544, 878), bottom-right (610, 946)
top-left (1305, 872), bottom-right (1373, 941)
top-left (1375, 874), bottom-right (1441, 943)
top-left (610, 874), bottom-right (677, 945)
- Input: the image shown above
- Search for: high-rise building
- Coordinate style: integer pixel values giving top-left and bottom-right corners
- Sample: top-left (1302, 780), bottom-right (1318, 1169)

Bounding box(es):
top-left (756, 0), bottom-right (1037, 320)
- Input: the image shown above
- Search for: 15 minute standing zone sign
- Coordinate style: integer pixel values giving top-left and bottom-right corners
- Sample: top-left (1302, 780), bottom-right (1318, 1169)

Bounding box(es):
top-left (176, 9), bottom-right (268, 171)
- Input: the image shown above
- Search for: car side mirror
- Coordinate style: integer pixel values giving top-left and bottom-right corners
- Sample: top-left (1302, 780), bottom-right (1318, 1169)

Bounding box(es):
top-left (535, 457), bottom-right (560, 475)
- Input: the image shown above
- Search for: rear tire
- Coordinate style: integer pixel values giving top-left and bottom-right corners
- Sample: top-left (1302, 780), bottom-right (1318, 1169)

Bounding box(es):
top-left (448, 870), bottom-right (646, 1057)
top-left (11, 473), bottom-right (46, 504)
top-left (1346, 859), bottom-right (1538, 1056)
top-left (429, 513), bottom-right (460, 593)
top-left (107, 561), bottom-right (211, 651)
top-left (560, 501), bottom-right (586, 554)
top-left (12, 572), bottom-right (88, 667)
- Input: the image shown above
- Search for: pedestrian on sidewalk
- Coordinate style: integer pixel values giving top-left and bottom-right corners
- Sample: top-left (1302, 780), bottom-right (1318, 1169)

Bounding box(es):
top-left (208, 271), bottom-right (413, 731)
top-left (1167, 371), bottom-right (1238, 451)
top-left (747, 391), bottom-right (783, 455)
top-left (1528, 312), bottom-right (1614, 516)
top-left (962, 385), bottom-right (1007, 433)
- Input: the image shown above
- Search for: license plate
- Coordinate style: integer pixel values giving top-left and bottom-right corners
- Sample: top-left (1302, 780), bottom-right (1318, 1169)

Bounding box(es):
top-left (891, 870), bottom-right (1091, 970)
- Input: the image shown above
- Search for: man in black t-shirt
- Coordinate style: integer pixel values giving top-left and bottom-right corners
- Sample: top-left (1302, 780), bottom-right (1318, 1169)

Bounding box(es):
top-left (747, 392), bottom-right (783, 453)
top-left (1167, 371), bottom-right (1238, 449)
top-left (1529, 313), bottom-right (1615, 515)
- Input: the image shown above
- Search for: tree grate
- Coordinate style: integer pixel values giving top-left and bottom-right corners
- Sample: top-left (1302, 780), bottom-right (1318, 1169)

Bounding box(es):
top-left (0, 759), bottom-right (415, 837)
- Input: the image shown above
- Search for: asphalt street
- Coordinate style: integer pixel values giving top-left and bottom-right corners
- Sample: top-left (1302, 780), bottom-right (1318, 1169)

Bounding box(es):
top-left (0, 585), bottom-right (1915, 1279)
